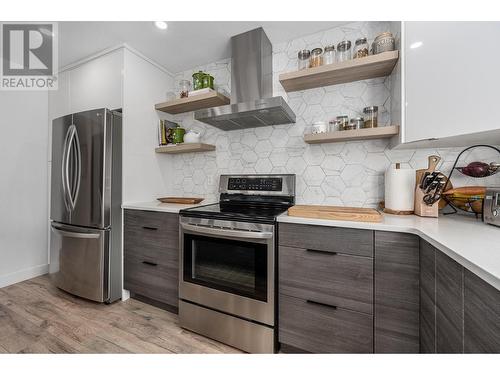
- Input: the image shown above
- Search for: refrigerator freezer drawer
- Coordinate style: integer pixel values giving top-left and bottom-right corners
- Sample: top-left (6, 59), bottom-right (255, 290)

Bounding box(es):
top-left (50, 223), bottom-right (109, 302)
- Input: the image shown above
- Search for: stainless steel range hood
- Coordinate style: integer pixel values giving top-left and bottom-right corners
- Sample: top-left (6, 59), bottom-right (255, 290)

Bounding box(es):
top-left (194, 28), bottom-right (296, 130)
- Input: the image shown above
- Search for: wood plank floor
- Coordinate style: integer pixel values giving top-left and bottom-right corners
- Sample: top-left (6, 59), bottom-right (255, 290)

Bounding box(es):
top-left (0, 276), bottom-right (241, 354)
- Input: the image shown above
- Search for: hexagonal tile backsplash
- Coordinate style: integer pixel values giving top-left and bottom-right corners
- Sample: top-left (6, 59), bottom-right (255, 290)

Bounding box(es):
top-left (165, 22), bottom-right (500, 206)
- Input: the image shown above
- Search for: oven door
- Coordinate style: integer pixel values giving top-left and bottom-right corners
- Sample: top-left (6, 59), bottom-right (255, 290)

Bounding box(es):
top-left (179, 217), bottom-right (275, 326)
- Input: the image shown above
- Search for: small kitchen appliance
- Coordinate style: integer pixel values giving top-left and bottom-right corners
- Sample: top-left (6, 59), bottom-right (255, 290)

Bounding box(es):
top-left (178, 174), bottom-right (295, 353)
top-left (483, 187), bottom-right (500, 227)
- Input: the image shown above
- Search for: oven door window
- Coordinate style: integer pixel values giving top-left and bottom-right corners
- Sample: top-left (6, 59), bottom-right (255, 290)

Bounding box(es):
top-left (184, 234), bottom-right (268, 302)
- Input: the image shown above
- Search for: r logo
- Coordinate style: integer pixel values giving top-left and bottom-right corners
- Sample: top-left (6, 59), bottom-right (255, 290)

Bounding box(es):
top-left (2, 24), bottom-right (53, 76)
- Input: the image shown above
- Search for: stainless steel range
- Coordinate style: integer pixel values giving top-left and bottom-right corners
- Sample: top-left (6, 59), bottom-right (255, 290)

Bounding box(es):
top-left (178, 174), bottom-right (295, 353)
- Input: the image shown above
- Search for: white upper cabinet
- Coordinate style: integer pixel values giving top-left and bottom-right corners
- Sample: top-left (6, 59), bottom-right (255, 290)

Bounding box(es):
top-left (48, 48), bottom-right (124, 122)
top-left (394, 22), bottom-right (500, 147)
top-left (69, 49), bottom-right (123, 114)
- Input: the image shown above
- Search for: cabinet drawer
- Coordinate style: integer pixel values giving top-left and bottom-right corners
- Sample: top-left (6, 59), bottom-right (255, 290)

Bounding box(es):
top-left (124, 252), bottom-right (178, 307)
top-left (279, 245), bottom-right (373, 314)
top-left (279, 223), bottom-right (373, 257)
top-left (124, 210), bottom-right (179, 253)
top-left (279, 294), bottom-right (373, 353)
top-left (124, 209), bottom-right (179, 232)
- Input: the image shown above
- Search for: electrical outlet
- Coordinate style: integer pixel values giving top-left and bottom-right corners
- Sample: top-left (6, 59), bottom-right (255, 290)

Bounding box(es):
top-left (207, 175), bottom-right (214, 186)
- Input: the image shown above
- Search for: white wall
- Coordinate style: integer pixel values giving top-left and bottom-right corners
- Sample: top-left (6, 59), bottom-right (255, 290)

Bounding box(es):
top-left (0, 90), bottom-right (49, 287)
top-left (122, 48), bottom-right (175, 202)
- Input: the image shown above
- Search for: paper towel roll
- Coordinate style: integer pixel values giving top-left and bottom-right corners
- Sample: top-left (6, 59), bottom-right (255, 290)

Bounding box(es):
top-left (385, 165), bottom-right (416, 211)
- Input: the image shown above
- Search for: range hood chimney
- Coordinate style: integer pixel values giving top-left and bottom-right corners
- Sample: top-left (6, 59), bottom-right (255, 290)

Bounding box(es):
top-left (194, 27), bottom-right (296, 130)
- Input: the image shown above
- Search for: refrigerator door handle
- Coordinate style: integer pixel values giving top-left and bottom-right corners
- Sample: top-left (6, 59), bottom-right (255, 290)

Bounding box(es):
top-left (62, 125), bottom-right (77, 211)
top-left (51, 224), bottom-right (101, 239)
top-left (71, 127), bottom-right (82, 207)
top-left (61, 126), bottom-right (72, 211)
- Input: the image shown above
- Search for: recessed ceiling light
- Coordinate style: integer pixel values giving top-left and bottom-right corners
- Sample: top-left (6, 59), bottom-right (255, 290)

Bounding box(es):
top-left (154, 21), bottom-right (168, 30)
top-left (410, 41), bottom-right (423, 49)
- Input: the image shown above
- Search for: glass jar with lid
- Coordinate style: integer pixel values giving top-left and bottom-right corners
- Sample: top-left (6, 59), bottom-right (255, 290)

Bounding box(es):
top-left (346, 117), bottom-right (364, 130)
top-left (329, 119), bottom-right (342, 132)
top-left (297, 50), bottom-right (311, 70)
top-left (323, 45), bottom-right (336, 65)
top-left (309, 48), bottom-right (324, 68)
top-left (179, 79), bottom-right (191, 98)
top-left (353, 37), bottom-right (369, 59)
top-left (336, 115), bottom-right (349, 131)
top-left (337, 41), bottom-right (352, 63)
top-left (363, 106), bottom-right (379, 128)
top-left (372, 32), bottom-right (395, 54)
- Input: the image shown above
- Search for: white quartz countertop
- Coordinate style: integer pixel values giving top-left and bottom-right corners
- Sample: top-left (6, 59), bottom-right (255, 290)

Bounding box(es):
top-left (122, 200), bottom-right (215, 213)
top-left (278, 213), bottom-right (500, 291)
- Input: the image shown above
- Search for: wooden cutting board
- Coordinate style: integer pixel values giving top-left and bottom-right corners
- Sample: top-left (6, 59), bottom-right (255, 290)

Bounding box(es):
top-left (157, 197), bottom-right (204, 204)
top-left (288, 205), bottom-right (382, 223)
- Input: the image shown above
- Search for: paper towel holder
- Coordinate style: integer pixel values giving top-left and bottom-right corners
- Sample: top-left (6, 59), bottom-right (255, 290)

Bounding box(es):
top-left (381, 162), bottom-right (415, 215)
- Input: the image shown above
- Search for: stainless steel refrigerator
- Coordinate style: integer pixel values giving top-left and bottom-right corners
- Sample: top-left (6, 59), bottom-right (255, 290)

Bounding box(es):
top-left (49, 108), bottom-right (122, 303)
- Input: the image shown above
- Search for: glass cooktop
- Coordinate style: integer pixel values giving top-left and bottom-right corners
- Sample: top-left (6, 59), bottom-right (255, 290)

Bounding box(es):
top-left (180, 202), bottom-right (291, 224)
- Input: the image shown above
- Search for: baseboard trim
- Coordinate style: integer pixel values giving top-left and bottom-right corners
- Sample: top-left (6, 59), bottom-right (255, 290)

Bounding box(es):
top-left (0, 264), bottom-right (49, 289)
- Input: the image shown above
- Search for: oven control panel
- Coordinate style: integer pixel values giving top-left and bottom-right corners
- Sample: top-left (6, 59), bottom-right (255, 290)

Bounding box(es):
top-left (228, 177), bottom-right (283, 191)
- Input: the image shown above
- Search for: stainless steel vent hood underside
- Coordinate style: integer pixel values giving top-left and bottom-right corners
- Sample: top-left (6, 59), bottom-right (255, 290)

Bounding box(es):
top-left (194, 28), bottom-right (296, 130)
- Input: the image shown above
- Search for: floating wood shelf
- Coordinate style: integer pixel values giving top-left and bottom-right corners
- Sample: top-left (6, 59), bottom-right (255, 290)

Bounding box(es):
top-left (304, 126), bottom-right (399, 144)
top-left (279, 50), bottom-right (399, 92)
top-left (155, 89), bottom-right (230, 114)
top-left (155, 143), bottom-right (216, 154)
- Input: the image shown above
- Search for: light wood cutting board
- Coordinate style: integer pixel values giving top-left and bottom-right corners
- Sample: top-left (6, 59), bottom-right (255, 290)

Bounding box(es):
top-left (157, 197), bottom-right (204, 204)
top-left (288, 205), bottom-right (382, 223)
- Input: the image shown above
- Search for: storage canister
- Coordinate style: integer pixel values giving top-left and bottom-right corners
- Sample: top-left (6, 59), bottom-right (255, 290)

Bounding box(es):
top-left (192, 71), bottom-right (204, 91)
top-left (311, 121), bottom-right (328, 134)
top-left (323, 45), bottom-right (336, 65)
top-left (337, 40), bottom-right (352, 63)
top-left (353, 37), bottom-right (369, 58)
top-left (346, 117), bottom-right (364, 130)
top-left (297, 50), bottom-right (311, 70)
top-left (336, 115), bottom-right (349, 130)
top-left (372, 32), bottom-right (395, 54)
top-left (202, 73), bottom-right (214, 89)
top-left (329, 119), bottom-right (342, 131)
top-left (363, 106), bottom-right (379, 128)
top-left (309, 48), bottom-right (324, 68)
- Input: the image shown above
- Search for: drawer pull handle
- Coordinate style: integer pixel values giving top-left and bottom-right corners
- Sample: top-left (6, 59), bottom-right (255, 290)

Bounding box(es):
top-left (142, 226), bottom-right (158, 231)
top-left (142, 261), bottom-right (158, 266)
top-left (306, 300), bottom-right (337, 310)
top-left (306, 248), bottom-right (337, 255)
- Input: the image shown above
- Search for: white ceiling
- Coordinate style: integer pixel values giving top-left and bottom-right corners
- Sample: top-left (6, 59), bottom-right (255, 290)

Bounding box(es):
top-left (58, 21), bottom-right (349, 73)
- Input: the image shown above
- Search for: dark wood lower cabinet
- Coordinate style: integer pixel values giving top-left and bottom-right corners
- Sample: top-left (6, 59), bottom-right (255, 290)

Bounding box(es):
top-left (279, 228), bottom-right (500, 354)
top-left (123, 209), bottom-right (179, 311)
top-left (374, 232), bottom-right (420, 353)
top-left (464, 269), bottom-right (500, 353)
top-left (419, 240), bottom-right (436, 353)
top-left (420, 240), bottom-right (500, 354)
top-left (435, 250), bottom-right (464, 353)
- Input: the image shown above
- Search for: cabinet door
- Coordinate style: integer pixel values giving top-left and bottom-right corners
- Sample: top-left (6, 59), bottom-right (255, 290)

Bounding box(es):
top-left (404, 22), bottom-right (500, 143)
top-left (419, 240), bottom-right (436, 353)
top-left (374, 232), bottom-right (420, 353)
top-left (69, 49), bottom-right (123, 113)
top-left (435, 251), bottom-right (464, 353)
top-left (464, 269), bottom-right (500, 353)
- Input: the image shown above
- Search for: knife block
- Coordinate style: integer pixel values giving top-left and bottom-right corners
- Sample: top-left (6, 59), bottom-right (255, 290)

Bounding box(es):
top-left (414, 187), bottom-right (439, 217)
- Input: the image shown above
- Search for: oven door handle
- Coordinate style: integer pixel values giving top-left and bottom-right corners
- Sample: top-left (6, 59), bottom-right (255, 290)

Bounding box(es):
top-left (180, 222), bottom-right (273, 240)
